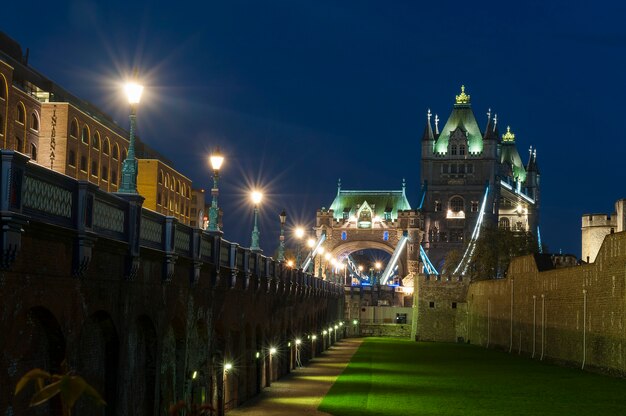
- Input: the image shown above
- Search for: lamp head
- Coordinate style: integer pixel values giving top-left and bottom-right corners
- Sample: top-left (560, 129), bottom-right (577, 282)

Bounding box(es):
top-left (210, 148), bottom-right (224, 171)
top-left (307, 238), bottom-right (315, 248)
top-left (124, 81), bottom-right (144, 104)
top-left (295, 227), bottom-right (305, 239)
top-left (279, 209), bottom-right (287, 225)
top-left (251, 191), bottom-right (263, 205)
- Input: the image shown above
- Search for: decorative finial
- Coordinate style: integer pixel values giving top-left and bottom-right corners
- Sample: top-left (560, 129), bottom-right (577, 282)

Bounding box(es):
top-left (529, 145), bottom-right (533, 156)
top-left (427, 108), bottom-right (431, 122)
top-left (434, 114), bottom-right (440, 134)
top-left (338, 178), bottom-right (342, 191)
top-left (402, 178), bottom-right (406, 189)
top-left (533, 149), bottom-right (537, 159)
top-left (502, 125), bottom-right (515, 142)
top-left (455, 85), bottom-right (470, 104)
top-left (487, 108), bottom-right (491, 121)
top-left (493, 114), bottom-right (498, 131)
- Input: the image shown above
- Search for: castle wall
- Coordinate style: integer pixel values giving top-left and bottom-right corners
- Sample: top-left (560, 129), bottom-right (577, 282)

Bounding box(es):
top-left (466, 231), bottom-right (626, 374)
top-left (581, 214), bottom-right (615, 263)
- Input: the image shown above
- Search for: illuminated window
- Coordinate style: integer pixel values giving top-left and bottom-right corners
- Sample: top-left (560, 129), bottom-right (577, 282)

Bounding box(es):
top-left (499, 217), bottom-right (510, 230)
top-left (449, 197), bottom-right (464, 213)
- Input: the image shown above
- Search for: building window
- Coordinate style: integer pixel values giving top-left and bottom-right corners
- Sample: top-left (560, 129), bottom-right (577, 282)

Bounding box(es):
top-left (449, 196), bottom-right (464, 213)
top-left (16, 104), bottom-right (25, 124)
top-left (450, 145), bottom-right (457, 156)
top-left (111, 169), bottom-right (117, 185)
top-left (81, 126), bottom-right (90, 144)
top-left (383, 231), bottom-right (389, 241)
top-left (429, 301), bottom-right (435, 308)
top-left (30, 144), bottom-right (37, 161)
top-left (467, 164), bottom-right (474, 174)
top-left (157, 192), bottom-right (162, 205)
top-left (176, 180), bottom-right (180, 193)
top-left (471, 201), bottom-right (479, 212)
top-left (450, 230), bottom-right (463, 242)
top-left (80, 156), bottom-right (87, 172)
top-left (434, 201), bottom-right (442, 212)
top-left (499, 217), bottom-right (510, 230)
top-left (451, 164), bottom-right (458, 174)
top-left (442, 163), bottom-right (449, 174)
top-left (122, 149), bottom-right (127, 161)
top-left (158, 170), bottom-right (164, 184)
top-left (342, 211), bottom-right (349, 220)
top-left (112, 144), bottom-right (119, 160)
top-left (459, 145), bottom-right (466, 155)
top-left (341, 231), bottom-right (347, 240)
top-left (384, 211), bottom-right (391, 221)
top-left (30, 113), bottom-right (39, 131)
top-left (93, 133), bottom-right (100, 150)
top-left (70, 119), bottom-right (79, 137)
top-left (0, 81), bottom-right (5, 100)
top-left (101, 165), bottom-right (108, 181)
top-left (452, 302), bottom-right (457, 309)
top-left (458, 164), bottom-right (465, 174)
top-left (15, 136), bottom-right (23, 152)
top-left (165, 174), bottom-right (169, 188)
top-left (103, 138), bottom-right (110, 155)
top-left (91, 161), bottom-right (98, 176)
top-left (68, 150), bottom-right (76, 167)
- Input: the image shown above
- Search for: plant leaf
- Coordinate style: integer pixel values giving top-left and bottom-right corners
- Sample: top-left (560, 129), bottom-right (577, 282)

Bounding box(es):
top-left (30, 380), bottom-right (61, 407)
top-left (60, 375), bottom-right (86, 409)
top-left (79, 377), bottom-right (106, 406)
top-left (15, 369), bottom-right (51, 395)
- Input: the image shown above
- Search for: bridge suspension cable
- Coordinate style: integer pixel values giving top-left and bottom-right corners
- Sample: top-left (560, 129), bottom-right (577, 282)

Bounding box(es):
top-left (453, 182), bottom-right (490, 276)
top-left (380, 234), bottom-right (408, 285)
top-left (301, 233), bottom-right (326, 273)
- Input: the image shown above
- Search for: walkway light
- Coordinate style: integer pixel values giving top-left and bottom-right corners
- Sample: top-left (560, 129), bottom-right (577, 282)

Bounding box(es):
top-left (207, 147), bottom-right (224, 232)
top-left (119, 75), bottom-right (144, 193)
top-left (278, 209), bottom-right (287, 261)
top-left (250, 191), bottom-right (263, 252)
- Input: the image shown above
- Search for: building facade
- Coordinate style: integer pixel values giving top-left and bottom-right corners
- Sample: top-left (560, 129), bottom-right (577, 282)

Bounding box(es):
top-left (420, 86), bottom-right (540, 271)
top-left (0, 32), bottom-right (194, 224)
top-left (581, 199), bottom-right (626, 263)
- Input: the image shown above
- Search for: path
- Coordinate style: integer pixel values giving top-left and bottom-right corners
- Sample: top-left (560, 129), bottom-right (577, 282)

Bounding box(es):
top-left (228, 338), bottom-right (363, 415)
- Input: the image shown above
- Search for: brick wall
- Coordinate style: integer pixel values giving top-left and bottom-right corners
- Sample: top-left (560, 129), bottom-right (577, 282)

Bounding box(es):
top-left (467, 231), bottom-right (626, 374)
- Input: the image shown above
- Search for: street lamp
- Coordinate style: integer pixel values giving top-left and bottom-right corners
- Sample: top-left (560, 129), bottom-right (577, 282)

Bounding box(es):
top-left (207, 148), bottom-right (224, 232)
top-left (250, 191), bottom-right (263, 252)
top-left (119, 77), bottom-right (144, 193)
top-left (294, 227), bottom-right (305, 268)
top-left (375, 261), bottom-right (382, 285)
top-left (278, 209), bottom-right (286, 261)
top-left (317, 246), bottom-right (325, 278)
top-left (324, 252), bottom-right (331, 280)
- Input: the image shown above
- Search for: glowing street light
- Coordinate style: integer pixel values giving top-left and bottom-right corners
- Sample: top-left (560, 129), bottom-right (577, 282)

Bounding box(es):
top-left (250, 191), bottom-right (263, 252)
top-left (207, 148), bottom-right (224, 232)
top-left (287, 259), bottom-right (294, 268)
top-left (119, 76), bottom-right (144, 193)
top-left (269, 347), bottom-right (277, 355)
top-left (224, 362), bottom-right (233, 372)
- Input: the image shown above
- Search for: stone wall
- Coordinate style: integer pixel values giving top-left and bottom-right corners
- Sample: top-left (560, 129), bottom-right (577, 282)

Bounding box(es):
top-left (467, 231), bottom-right (626, 374)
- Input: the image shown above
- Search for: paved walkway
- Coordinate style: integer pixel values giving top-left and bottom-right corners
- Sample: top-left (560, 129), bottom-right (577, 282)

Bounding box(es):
top-left (228, 338), bottom-right (363, 415)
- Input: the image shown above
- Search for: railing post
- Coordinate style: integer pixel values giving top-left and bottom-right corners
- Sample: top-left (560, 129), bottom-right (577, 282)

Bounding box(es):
top-left (191, 228), bottom-right (202, 284)
top-left (115, 192), bottom-right (144, 280)
top-left (163, 216), bottom-right (177, 282)
top-left (73, 181), bottom-right (98, 277)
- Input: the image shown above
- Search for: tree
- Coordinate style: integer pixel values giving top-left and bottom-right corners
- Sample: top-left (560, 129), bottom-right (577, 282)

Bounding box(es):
top-left (468, 226), bottom-right (538, 280)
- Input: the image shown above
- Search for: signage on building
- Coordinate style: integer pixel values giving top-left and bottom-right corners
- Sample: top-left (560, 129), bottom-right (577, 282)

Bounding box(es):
top-left (49, 106), bottom-right (57, 169)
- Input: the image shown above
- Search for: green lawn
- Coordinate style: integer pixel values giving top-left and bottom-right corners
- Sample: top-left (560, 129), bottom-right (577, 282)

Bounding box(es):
top-left (319, 338), bottom-right (626, 416)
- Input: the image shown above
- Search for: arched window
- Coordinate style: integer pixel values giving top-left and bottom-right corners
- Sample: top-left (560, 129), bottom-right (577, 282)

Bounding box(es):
top-left (176, 180), bottom-right (180, 193)
top-left (68, 149), bottom-right (76, 166)
top-left (158, 170), bottom-right (164, 184)
top-left (157, 192), bottom-right (162, 205)
top-left (165, 174), bottom-right (169, 188)
top-left (499, 217), bottom-right (510, 230)
top-left (170, 178), bottom-right (174, 191)
top-left (70, 119), bottom-right (79, 138)
top-left (15, 136), bottom-right (23, 152)
top-left (103, 138), bottom-right (110, 155)
top-left (111, 169), bottom-right (118, 185)
top-left (93, 132), bottom-right (101, 150)
top-left (449, 196), bottom-right (464, 213)
top-left (81, 126), bottom-right (90, 145)
top-left (459, 144), bottom-right (466, 155)
top-left (30, 144), bottom-right (37, 161)
top-left (112, 144), bottom-right (119, 160)
top-left (122, 148), bottom-right (127, 161)
top-left (0, 76), bottom-right (6, 100)
top-left (0, 114), bottom-right (4, 135)
top-left (16, 103), bottom-right (25, 124)
top-left (101, 165), bottom-right (108, 181)
top-left (91, 161), bottom-right (98, 176)
top-left (30, 112), bottom-right (39, 131)
top-left (80, 155), bottom-right (87, 172)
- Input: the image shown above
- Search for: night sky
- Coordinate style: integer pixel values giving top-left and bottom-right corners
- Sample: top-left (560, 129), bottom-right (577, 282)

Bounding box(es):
top-left (4, 1), bottom-right (626, 257)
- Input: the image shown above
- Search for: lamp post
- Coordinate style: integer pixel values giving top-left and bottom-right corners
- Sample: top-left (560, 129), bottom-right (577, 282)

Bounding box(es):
top-left (119, 78), bottom-right (144, 193)
top-left (250, 191), bottom-right (263, 252)
top-left (277, 210), bottom-right (286, 261)
top-left (324, 252), bottom-right (331, 280)
top-left (294, 227), bottom-right (305, 268)
top-left (317, 247), bottom-right (324, 278)
top-left (208, 148), bottom-right (224, 232)
top-left (375, 261), bottom-right (382, 285)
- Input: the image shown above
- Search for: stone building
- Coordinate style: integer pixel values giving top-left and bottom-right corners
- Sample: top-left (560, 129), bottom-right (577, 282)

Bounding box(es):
top-left (0, 32), bottom-right (194, 224)
top-left (420, 86), bottom-right (540, 271)
top-left (581, 198), bottom-right (626, 263)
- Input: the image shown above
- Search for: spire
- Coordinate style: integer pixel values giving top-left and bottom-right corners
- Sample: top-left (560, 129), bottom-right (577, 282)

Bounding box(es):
top-left (421, 109), bottom-right (434, 141)
top-left (493, 114), bottom-right (498, 131)
top-left (434, 114), bottom-right (440, 135)
top-left (484, 108), bottom-right (498, 140)
top-left (337, 178), bottom-right (342, 194)
top-left (402, 178), bottom-right (406, 194)
top-left (527, 147), bottom-right (539, 174)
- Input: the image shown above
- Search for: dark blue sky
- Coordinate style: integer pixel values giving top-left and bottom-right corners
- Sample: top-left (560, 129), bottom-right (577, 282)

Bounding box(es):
top-left (4, 1), bottom-right (626, 256)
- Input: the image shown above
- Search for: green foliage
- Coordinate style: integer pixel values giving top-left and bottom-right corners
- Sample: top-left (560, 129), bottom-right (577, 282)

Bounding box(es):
top-left (15, 362), bottom-right (105, 416)
top-left (319, 338), bottom-right (626, 416)
top-left (468, 226), bottom-right (537, 280)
